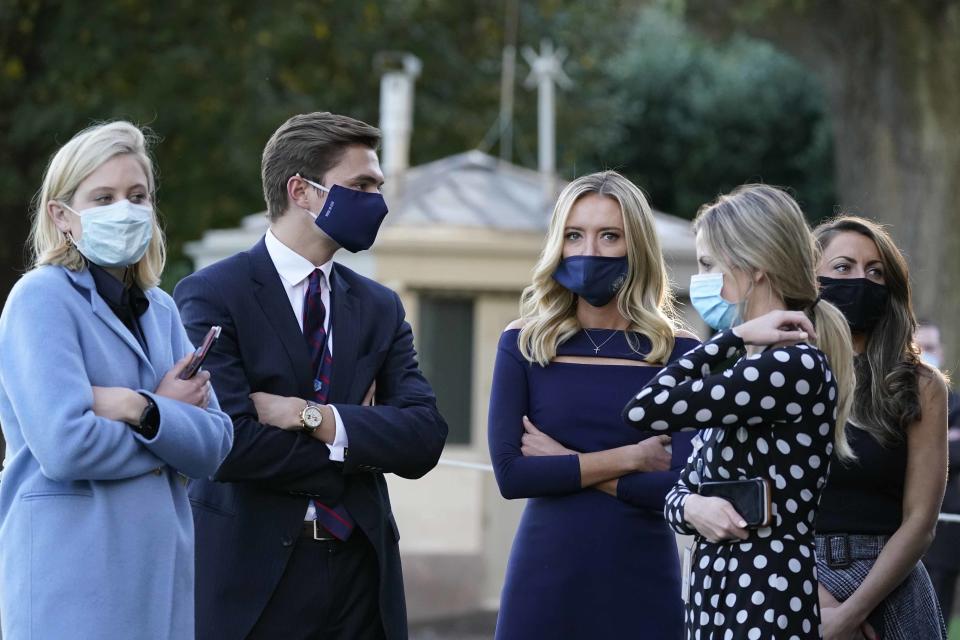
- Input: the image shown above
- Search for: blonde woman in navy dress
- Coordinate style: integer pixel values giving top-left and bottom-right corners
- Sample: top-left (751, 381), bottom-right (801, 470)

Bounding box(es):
top-left (488, 171), bottom-right (699, 639)
top-left (624, 185), bottom-right (856, 639)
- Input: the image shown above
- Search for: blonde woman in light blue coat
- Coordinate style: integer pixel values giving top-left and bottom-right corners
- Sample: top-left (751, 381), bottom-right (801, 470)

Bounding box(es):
top-left (0, 121), bottom-right (233, 639)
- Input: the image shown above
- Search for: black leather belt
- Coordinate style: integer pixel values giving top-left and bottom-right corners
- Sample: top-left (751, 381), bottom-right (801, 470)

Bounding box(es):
top-left (815, 533), bottom-right (889, 568)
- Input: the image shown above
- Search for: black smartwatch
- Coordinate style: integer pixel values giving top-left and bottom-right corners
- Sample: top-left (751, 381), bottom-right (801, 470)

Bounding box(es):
top-left (131, 393), bottom-right (160, 439)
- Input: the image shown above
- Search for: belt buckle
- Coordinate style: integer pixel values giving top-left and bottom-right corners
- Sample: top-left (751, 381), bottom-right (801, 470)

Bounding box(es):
top-left (825, 534), bottom-right (851, 568)
top-left (312, 520), bottom-right (335, 541)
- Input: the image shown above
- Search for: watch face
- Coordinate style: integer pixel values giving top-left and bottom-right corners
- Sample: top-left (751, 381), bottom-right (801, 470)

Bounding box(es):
top-left (303, 405), bottom-right (323, 428)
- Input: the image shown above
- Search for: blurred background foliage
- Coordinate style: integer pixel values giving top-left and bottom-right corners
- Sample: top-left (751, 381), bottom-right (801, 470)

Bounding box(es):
top-left (0, 0), bottom-right (833, 293)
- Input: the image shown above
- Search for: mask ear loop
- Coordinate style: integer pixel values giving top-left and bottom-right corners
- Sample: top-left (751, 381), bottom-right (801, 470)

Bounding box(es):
top-left (295, 173), bottom-right (330, 194)
top-left (292, 174), bottom-right (331, 221)
top-left (55, 201), bottom-right (81, 251)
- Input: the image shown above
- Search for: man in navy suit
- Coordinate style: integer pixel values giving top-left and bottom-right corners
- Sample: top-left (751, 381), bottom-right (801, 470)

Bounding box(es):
top-left (174, 111), bottom-right (448, 640)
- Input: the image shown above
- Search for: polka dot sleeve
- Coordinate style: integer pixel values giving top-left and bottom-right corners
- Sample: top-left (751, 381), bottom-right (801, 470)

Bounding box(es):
top-left (664, 461), bottom-right (698, 535)
top-left (622, 330), bottom-right (832, 433)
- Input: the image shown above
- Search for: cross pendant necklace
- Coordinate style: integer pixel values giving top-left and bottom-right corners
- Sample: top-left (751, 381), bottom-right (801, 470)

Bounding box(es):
top-left (584, 329), bottom-right (619, 354)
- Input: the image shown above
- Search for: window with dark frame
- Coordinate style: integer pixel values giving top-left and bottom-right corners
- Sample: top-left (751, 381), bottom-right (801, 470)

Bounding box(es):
top-left (417, 294), bottom-right (474, 446)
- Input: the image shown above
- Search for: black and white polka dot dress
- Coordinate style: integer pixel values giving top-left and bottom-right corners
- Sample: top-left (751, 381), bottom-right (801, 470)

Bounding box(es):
top-left (623, 330), bottom-right (837, 640)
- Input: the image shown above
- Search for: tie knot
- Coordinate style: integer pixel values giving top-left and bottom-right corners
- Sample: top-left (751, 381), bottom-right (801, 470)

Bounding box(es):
top-left (307, 268), bottom-right (326, 292)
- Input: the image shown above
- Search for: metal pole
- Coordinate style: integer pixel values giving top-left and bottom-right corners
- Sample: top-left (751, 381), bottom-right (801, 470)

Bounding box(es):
top-left (498, 0), bottom-right (519, 163)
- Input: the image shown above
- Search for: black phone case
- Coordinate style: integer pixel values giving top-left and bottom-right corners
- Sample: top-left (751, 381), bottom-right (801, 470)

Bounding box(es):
top-left (698, 478), bottom-right (771, 528)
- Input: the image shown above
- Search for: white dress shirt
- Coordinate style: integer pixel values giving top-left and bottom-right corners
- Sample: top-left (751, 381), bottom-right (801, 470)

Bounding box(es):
top-left (264, 230), bottom-right (349, 461)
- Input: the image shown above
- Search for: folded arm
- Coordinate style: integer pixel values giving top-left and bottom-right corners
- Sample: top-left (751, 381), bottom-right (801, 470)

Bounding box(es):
top-left (134, 311), bottom-right (234, 479)
top-left (612, 432), bottom-right (694, 510)
top-left (334, 294), bottom-right (448, 480)
top-left (488, 330), bottom-right (669, 500)
top-left (487, 334), bottom-right (581, 499)
top-left (0, 282), bottom-right (163, 481)
top-left (623, 330), bottom-right (826, 433)
top-left (174, 273), bottom-right (344, 502)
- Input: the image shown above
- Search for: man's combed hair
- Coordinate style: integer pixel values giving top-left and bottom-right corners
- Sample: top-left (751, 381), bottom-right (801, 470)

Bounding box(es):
top-left (261, 112), bottom-right (381, 221)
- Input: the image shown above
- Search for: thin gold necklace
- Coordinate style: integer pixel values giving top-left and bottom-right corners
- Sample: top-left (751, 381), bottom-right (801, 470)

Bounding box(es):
top-left (583, 328), bottom-right (619, 354)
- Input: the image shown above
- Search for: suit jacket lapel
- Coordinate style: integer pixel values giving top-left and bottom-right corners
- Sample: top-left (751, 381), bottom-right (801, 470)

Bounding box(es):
top-left (248, 238), bottom-right (315, 398)
top-left (329, 264), bottom-right (358, 403)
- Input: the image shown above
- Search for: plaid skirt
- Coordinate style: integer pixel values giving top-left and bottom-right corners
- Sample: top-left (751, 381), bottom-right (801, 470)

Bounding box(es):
top-left (815, 533), bottom-right (947, 639)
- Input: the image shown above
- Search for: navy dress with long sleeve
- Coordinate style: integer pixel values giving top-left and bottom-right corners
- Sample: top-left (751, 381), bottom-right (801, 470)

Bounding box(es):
top-left (488, 328), bottom-right (700, 640)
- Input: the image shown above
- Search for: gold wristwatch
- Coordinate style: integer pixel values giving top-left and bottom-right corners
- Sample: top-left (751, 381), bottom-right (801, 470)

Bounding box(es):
top-left (299, 401), bottom-right (323, 433)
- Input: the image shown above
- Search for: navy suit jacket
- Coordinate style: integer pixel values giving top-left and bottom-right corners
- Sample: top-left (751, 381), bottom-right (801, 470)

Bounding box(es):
top-left (174, 237), bottom-right (448, 640)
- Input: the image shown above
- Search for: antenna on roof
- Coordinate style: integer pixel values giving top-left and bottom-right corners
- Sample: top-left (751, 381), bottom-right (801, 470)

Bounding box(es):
top-left (498, 0), bottom-right (520, 164)
top-left (523, 39), bottom-right (572, 205)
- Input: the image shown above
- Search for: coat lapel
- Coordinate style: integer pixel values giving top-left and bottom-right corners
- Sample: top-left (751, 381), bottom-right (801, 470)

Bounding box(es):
top-left (248, 238), bottom-right (315, 398)
top-left (65, 268), bottom-right (154, 372)
top-left (139, 291), bottom-right (172, 386)
top-left (328, 264), bottom-right (358, 403)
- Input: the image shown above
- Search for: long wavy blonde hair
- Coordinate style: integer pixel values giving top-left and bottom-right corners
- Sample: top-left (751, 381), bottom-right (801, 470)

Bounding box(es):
top-left (695, 184), bottom-right (856, 461)
top-left (518, 171), bottom-right (679, 366)
top-left (28, 121), bottom-right (166, 289)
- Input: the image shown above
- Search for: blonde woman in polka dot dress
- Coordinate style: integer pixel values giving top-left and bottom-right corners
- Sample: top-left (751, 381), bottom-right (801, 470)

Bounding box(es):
top-left (623, 185), bottom-right (856, 639)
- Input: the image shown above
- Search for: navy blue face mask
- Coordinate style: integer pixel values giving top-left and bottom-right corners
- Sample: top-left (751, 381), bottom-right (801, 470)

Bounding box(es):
top-left (553, 255), bottom-right (629, 307)
top-left (301, 176), bottom-right (389, 253)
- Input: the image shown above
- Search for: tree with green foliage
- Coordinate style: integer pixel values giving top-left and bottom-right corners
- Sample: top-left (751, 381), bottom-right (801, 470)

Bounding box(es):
top-left (0, 0), bottom-right (637, 296)
top-left (683, 0), bottom-right (960, 370)
top-left (593, 5), bottom-right (834, 218)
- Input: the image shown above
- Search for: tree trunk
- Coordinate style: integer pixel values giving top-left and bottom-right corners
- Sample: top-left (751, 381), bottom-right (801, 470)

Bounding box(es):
top-left (687, 0), bottom-right (960, 372)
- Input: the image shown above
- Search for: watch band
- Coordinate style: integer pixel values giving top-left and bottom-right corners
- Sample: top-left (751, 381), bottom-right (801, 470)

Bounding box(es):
top-left (300, 401), bottom-right (323, 433)
top-left (132, 393), bottom-right (160, 439)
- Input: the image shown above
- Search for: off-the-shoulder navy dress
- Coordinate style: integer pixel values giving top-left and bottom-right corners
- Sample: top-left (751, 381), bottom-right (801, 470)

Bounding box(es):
top-left (488, 329), bottom-right (700, 639)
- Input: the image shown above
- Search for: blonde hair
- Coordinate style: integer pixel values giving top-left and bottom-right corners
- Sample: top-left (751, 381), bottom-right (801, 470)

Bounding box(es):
top-left (695, 184), bottom-right (856, 461)
top-left (518, 171), bottom-right (679, 366)
top-left (28, 121), bottom-right (166, 289)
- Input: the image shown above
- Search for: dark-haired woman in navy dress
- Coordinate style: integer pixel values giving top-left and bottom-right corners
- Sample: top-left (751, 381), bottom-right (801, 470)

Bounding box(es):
top-left (488, 171), bottom-right (698, 639)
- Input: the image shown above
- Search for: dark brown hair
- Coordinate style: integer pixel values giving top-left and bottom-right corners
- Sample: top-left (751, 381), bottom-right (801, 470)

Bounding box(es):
top-left (814, 215), bottom-right (921, 446)
top-left (261, 112), bottom-right (380, 220)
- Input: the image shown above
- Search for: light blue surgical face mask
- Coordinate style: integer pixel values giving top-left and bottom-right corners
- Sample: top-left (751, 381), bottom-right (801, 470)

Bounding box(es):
top-left (65, 199), bottom-right (154, 268)
top-left (689, 272), bottom-right (739, 331)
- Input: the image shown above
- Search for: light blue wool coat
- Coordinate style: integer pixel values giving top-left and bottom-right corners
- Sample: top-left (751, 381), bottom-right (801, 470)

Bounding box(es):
top-left (0, 265), bottom-right (234, 639)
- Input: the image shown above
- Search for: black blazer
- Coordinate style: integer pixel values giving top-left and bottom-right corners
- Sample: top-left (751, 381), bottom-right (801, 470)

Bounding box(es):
top-left (174, 237), bottom-right (448, 640)
top-left (925, 391), bottom-right (960, 570)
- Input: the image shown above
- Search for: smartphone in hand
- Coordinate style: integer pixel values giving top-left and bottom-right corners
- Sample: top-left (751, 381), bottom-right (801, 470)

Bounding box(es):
top-left (178, 326), bottom-right (221, 380)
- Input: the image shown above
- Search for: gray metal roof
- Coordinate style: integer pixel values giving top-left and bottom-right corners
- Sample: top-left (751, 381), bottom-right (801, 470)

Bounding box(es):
top-left (384, 150), bottom-right (554, 230)
top-left (383, 150), bottom-right (696, 255)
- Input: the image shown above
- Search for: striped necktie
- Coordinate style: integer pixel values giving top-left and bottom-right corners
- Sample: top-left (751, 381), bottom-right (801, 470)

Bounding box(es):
top-left (302, 269), bottom-right (354, 540)
top-left (303, 269), bottom-right (333, 403)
